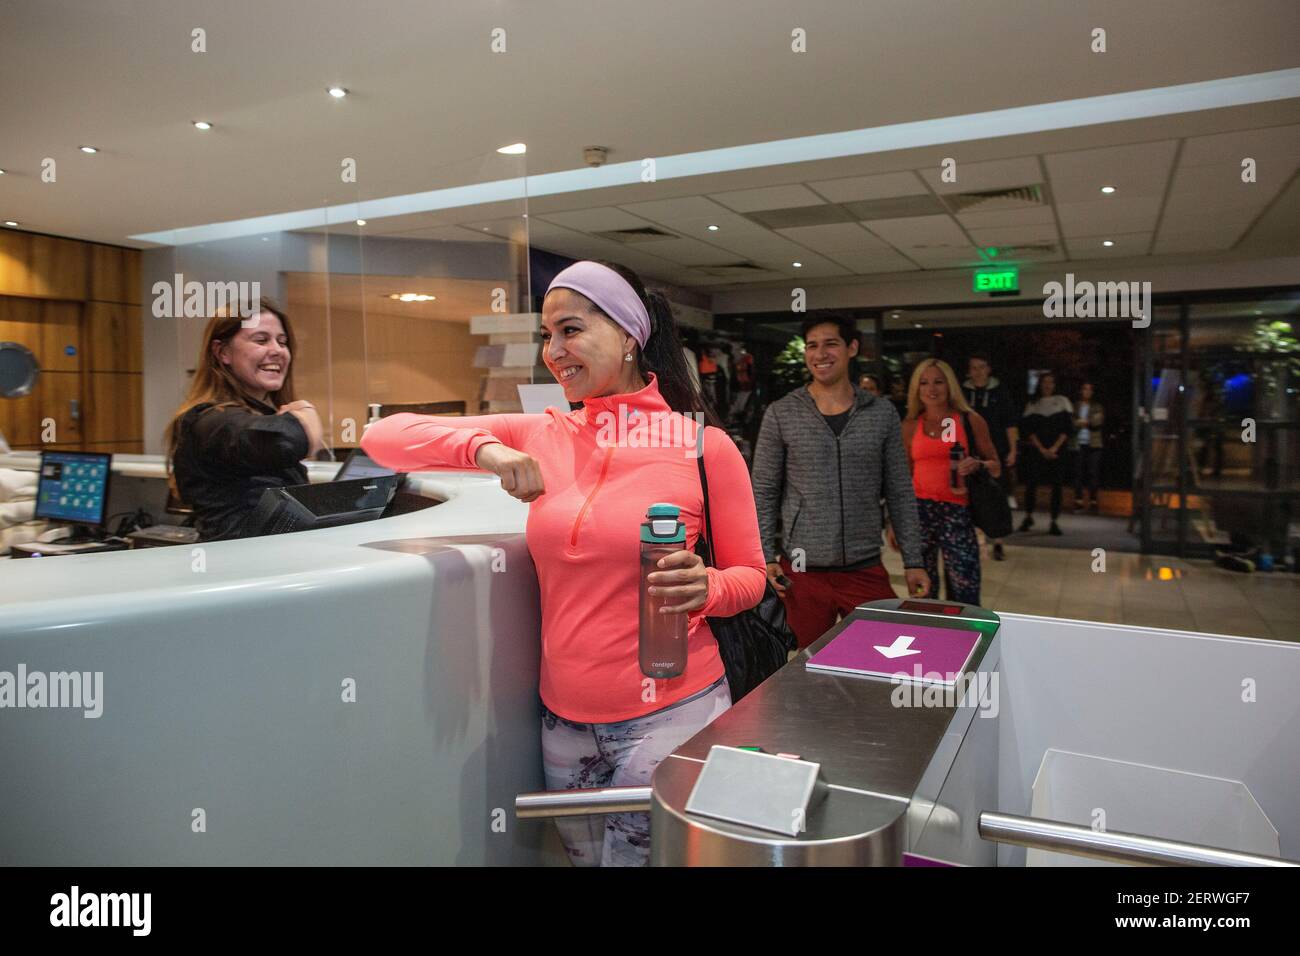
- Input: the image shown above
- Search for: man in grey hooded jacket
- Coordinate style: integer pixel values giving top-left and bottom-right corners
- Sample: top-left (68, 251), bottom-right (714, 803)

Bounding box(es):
top-left (752, 317), bottom-right (929, 647)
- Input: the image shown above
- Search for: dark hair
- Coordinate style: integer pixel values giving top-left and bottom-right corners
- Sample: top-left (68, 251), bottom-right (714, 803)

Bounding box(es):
top-left (800, 315), bottom-right (857, 348)
top-left (968, 352), bottom-right (991, 367)
top-left (1033, 370), bottom-right (1056, 398)
top-left (585, 261), bottom-right (722, 428)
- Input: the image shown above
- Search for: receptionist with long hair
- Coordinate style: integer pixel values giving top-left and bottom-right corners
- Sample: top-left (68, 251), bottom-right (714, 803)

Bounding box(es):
top-left (167, 301), bottom-right (325, 540)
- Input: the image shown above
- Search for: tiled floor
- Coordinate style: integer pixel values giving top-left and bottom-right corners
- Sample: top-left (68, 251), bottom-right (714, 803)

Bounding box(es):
top-left (882, 542), bottom-right (1299, 642)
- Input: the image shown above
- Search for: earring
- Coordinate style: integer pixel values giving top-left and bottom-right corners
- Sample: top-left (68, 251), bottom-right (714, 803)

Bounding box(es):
top-left (624, 353), bottom-right (633, 362)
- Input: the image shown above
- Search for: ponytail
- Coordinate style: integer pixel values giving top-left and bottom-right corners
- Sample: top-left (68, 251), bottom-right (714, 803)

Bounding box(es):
top-left (592, 260), bottom-right (723, 429)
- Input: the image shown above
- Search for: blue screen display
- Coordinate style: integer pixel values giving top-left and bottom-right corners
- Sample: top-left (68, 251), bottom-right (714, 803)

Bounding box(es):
top-left (35, 452), bottom-right (111, 525)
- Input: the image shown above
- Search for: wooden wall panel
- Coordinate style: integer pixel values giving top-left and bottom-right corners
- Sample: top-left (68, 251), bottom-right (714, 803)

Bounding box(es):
top-left (0, 296), bottom-right (42, 350)
top-left (84, 372), bottom-right (142, 443)
top-left (0, 390), bottom-right (42, 446)
top-left (37, 370), bottom-right (83, 446)
top-left (89, 243), bottom-right (143, 305)
top-left (0, 231), bottom-right (88, 300)
top-left (84, 440), bottom-right (144, 454)
top-left (83, 301), bottom-right (142, 372)
top-left (38, 301), bottom-right (82, 372)
top-left (0, 232), bottom-right (142, 451)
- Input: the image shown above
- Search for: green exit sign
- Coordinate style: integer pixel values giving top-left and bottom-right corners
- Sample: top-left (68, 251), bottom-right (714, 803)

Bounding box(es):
top-left (974, 267), bottom-right (1019, 293)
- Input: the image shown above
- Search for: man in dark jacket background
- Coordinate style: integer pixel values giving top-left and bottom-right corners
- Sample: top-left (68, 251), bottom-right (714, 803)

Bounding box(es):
top-left (751, 317), bottom-right (929, 648)
top-left (963, 353), bottom-right (1018, 560)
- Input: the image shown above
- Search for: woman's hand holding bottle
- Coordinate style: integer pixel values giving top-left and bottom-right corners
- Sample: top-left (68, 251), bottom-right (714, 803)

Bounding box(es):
top-left (647, 550), bottom-right (709, 614)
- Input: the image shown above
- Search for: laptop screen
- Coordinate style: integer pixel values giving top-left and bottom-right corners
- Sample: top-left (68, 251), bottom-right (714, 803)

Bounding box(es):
top-left (335, 450), bottom-right (396, 482)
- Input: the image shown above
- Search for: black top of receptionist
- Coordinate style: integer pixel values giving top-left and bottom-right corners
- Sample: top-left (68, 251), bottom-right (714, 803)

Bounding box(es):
top-left (172, 398), bottom-right (309, 541)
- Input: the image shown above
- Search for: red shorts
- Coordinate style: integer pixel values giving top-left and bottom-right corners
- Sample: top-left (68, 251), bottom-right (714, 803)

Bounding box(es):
top-left (777, 557), bottom-right (898, 649)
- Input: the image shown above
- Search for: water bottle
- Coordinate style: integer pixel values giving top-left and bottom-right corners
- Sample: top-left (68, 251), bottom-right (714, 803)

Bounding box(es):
top-left (949, 441), bottom-right (966, 495)
top-left (640, 503), bottom-right (688, 679)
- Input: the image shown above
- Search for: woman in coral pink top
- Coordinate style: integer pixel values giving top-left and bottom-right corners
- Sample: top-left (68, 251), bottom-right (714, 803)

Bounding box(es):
top-left (362, 260), bottom-right (765, 866)
top-left (898, 358), bottom-right (1001, 606)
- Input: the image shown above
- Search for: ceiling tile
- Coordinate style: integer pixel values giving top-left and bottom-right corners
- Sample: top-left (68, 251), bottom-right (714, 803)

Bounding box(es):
top-left (956, 205), bottom-right (1057, 229)
top-left (617, 196), bottom-right (727, 223)
top-left (1179, 124), bottom-right (1300, 169)
top-left (919, 157), bottom-right (1043, 195)
top-left (966, 223), bottom-right (1060, 247)
top-left (1063, 231), bottom-right (1153, 259)
top-left (775, 222), bottom-right (893, 253)
top-left (1056, 196), bottom-right (1163, 236)
top-left (823, 248), bottom-right (922, 274)
top-left (1045, 141), bottom-right (1178, 203)
top-left (537, 207), bottom-right (656, 232)
top-left (641, 236), bottom-right (744, 265)
top-left (807, 171), bottom-right (927, 203)
top-left (710, 184), bottom-right (826, 212)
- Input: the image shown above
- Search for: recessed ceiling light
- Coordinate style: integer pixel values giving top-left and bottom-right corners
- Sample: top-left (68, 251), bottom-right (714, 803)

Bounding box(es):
top-left (497, 143), bottom-right (527, 155)
top-left (261, 236), bottom-right (270, 242)
top-left (913, 322), bottom-right (923, 329)
top-left (192, 121), bottom-right (212, 131)
top-left (79, 145), bottom-right (98, 154)
top-left (355, 219), bottom-right (366, 226)
top-left (707, 224), bottom-right (719, 231)
top-left (891, 312), bottom-right (900, 319)
top-left (387, 293), bottom-right (436, 302)
top-left (3, 220), bottom-right (18, 227)
top-left (792, 261), bottom-right (802, 268)
top-left (328, 87), bottom-right (348, 98)
top-left (1100, 185), bottom-right (1116, 194)
top-left (0, 169), bottom-right (6, 175)
top-left (1102, 239), bottom-right (1114, 247)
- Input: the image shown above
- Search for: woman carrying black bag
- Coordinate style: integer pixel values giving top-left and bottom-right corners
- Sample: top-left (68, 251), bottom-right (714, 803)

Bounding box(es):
top-left (696, 432), bottom-right (797, 702)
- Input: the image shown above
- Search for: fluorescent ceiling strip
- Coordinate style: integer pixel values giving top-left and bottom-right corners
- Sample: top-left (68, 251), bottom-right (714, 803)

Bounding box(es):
top-left (132, 68), bottom-right (1300, 245)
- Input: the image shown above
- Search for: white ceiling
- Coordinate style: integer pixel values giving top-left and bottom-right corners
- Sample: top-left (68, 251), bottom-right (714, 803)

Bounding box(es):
top-left (2, 0), bottom-right (1298, 295)
top-left (435, 110), bottom-right (1300, 291)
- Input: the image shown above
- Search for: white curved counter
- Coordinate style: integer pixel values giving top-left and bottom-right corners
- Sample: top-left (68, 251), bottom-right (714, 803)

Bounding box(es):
top-left (0, 454), bottom-right (561, 865)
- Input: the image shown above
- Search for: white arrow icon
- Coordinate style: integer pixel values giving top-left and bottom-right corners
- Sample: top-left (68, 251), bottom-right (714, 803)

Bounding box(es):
top-left (874, 635), bottom-right (921, 659)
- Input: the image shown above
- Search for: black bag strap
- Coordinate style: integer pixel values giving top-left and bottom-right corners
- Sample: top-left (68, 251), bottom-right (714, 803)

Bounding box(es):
top-left (695, 424), bottom-right (717, 568)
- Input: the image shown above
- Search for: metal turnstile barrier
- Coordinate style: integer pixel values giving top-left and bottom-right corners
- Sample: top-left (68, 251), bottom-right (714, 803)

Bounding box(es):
top-left (519, 598), bottom-right (1002, 866)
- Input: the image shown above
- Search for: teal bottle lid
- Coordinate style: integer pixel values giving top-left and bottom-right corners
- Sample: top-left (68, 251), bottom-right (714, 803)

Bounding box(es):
top-left (642, 503), bottom-right (685, 544)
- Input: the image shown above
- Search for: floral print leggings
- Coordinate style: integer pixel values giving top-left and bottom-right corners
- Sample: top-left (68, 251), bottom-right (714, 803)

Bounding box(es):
top-left (917, 498), bottom-right (982, 606)
top-left (541, 675), bottom-right (731, 867)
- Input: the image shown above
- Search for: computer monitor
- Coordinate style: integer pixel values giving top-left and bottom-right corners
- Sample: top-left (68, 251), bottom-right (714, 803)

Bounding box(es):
top-left (239, 475), bottom-right (401, 538)
top-left (34, 451), bottom-right (112, 538)
top-left (335, 449), bottom-right (397, 482)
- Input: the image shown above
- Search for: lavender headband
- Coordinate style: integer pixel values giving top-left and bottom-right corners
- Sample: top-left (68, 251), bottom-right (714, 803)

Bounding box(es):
top-left (545, 261), bottom-right (651, 348)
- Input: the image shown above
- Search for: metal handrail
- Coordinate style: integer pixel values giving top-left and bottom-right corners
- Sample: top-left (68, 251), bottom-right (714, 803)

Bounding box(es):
top-left (516, 787), bottom-right (653, 819)
top-left (979, 811), bottom-right (1298, 867)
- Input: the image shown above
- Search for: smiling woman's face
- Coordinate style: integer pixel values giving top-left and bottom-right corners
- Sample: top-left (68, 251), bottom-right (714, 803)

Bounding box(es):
top-left (540, 288), bottom-right (638, 401)
top-left (214, 312), bottom-right (289, 401)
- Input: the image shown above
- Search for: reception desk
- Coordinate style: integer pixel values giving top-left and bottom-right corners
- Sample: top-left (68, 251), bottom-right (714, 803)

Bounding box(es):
top-left (0, 454), bottom-right (562, 865)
